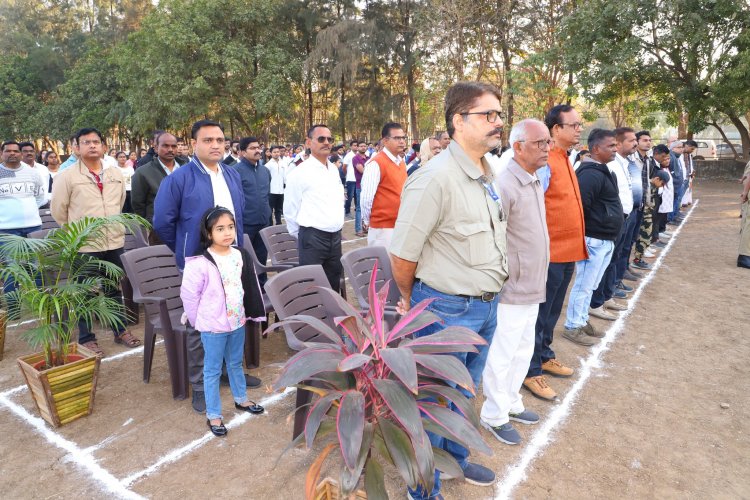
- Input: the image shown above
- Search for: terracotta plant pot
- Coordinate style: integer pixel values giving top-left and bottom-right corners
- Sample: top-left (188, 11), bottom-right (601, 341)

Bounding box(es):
top-left (17, 343), bottom-right (100, 427)
top-left (0, 308), bottom-right (6, 361)
top-left (314, 478), bottom-right (367, 500)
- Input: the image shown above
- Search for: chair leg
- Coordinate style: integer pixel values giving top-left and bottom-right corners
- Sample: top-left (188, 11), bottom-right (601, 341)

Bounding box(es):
top-left (244, 321), bottom-right (261, 369)
top-left (143, 323), bottom-right (156, 383)
top-left (163, 328), bottom-right (188, 400)
top-left (293, 386), bottom-right (314, 440)
top-left (339, 277), bottom-right (347, 300)
top-left (120, 278), bottom-right (139, 325)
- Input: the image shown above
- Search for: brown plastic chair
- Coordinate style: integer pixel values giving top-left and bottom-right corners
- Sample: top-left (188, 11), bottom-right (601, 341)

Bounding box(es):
top-left (264, 265), bottom-right (345, 438)
top-left (340, 246), bottom-right (401, 327)
top-left (260, 224), bottom-right (347, 298)
top-left (28, 229), bottom-right (52, 239)
top-left (240, 234), bottom-right (288, 369)
top-left (121, 225), bottom-right (149, 325)
top-left (120, 245), bottom-right (189, 400)
top-left (39, 209), bottom-right (60, 230)
top-left (259, 224), bottom-right (298, 268)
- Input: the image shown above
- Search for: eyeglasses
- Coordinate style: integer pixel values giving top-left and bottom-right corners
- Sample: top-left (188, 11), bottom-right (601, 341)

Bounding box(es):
top-left (460, 110), bottom-right (504, 123)
top-left (315, 136), bottom-right (334, 144)
top-left (518, 138), bottom-right (554, 150)
top-left (388, 135), bottom-right (408, 141)
top-left (558, 122), bottom-right (583, 130)
top-left (80, 139), bottom-right (102, 146)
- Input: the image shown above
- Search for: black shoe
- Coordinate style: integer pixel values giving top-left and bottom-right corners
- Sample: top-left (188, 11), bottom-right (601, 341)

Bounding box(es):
top-left (739, 255), bottom-right (750, 269)
top-left (220, 373), bottom-right (262, 388)
top-left (207, 419), bottom-right (227, 437)
top-left (234, 401), bottom-right (265, 414)
top-left (192, 390), bottom-right (206, 413)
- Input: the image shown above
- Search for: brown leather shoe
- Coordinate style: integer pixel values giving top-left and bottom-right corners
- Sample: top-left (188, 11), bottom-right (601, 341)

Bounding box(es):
top-left (81, 340), bottom-right (104, 357)
top-left (523, 375), bottom-right (556, 400)
top-left (542, 358), bottom-right (574, 377)
top-left (114, 330), bottom-right (142, 348)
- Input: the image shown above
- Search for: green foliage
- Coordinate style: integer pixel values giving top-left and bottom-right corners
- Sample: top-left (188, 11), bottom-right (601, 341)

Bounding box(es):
top-left (0, 214), bottom-right (149, 368)
top-left (268, 263), bottom-right (491, 498)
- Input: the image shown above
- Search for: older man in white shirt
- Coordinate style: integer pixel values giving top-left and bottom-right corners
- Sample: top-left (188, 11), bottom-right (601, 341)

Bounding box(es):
top-left (283, 124), bottom-right (345, 291)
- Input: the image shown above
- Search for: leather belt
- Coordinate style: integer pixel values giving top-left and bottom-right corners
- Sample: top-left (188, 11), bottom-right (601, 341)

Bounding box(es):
top-left (458, 291), bottom-right (498, 302)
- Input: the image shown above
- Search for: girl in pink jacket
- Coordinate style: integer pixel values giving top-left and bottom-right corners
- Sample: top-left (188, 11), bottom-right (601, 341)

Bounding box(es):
top-left (180, 206), bottom-right (266, 437)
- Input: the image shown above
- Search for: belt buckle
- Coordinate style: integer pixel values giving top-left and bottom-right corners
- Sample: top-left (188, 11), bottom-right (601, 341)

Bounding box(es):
top-left (480, 292), bottom-right (495, 302)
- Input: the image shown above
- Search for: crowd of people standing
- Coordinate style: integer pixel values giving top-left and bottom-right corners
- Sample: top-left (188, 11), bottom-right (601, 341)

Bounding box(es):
top-left (1, 79), bottom-right (747, 498)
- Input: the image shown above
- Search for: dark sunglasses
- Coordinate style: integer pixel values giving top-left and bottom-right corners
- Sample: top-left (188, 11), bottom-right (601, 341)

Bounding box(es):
top-left (315, 136), bottom-right (335, 144)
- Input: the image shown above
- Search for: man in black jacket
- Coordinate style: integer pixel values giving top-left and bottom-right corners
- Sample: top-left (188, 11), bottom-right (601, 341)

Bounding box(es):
top-left (131, 132), bottom-right (182, 244)
top-left (562, 129), bottom-right (624, 346)
top-left (233, 136), bottom-right (271, 284)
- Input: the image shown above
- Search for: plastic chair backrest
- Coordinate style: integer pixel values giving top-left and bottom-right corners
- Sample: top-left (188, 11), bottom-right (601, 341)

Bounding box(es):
top-left (263, 265), bottom-right (343, 351)
top-left (259, 224), bottom-right (299, 267)
top-left (39, 209), bottom-right (60, 230)
top-left (340, 246), bottom-right (400, 311)
top-left (120, 245), bottom-right (183, 324)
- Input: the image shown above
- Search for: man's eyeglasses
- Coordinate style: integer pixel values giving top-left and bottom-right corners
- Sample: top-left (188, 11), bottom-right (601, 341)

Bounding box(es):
top-left (558, 122), bottom-right (584, 130)
top-left (460, 110), bottom-right (504, 123)
top-left (315, 136), bottom-right (334, 144)
top-left (518, 139), bottom-right (554, 150)
top-left (80, 139), bottom-right (102, 146)
top-left (388, 135), bottom-right (408, 141)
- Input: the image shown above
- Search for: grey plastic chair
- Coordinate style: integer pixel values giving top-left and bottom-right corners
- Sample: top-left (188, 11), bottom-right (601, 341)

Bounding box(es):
top-left (120, 245), bottom-right (188, 400)
top-left (240, 234), bottom-right (288, 369)
top-left (340, 246), bottom-right (400, 327)
top-left (259, 224), bottom-right (299, 268)
top-left (39, 209), bottom-right (60, 230)
top-left (263, 265), bottom-right (345, 438)
top-left (121, 225), bottom-right (150, 325)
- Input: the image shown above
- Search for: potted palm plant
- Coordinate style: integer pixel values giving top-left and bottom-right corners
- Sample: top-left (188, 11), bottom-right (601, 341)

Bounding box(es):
top-left (0, 214), bottom-right (148, 427)
top-left (0, 305), bottom-right (6, 361)
top-left (269, 263), bottom-right (492, 499)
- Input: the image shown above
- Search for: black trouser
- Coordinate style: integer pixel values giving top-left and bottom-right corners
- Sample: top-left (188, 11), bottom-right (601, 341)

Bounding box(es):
top-left (244, 223), bottom-right (269, 285)
top-left (528, 262), bottom-right (574, 377)
top-left (123, 191), bottom-right (133, 213)
top-left (298, 226), bottom-right (342, 292)
top-left (269, 193), bottom-right (284, 225)
top-left (78, 247), bottom-right (127, 344)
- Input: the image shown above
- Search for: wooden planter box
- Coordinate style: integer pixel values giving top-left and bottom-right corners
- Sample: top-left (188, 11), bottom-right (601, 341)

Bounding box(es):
top-left (315, 478), bottom-right (367, 500)
top-left (0, 308), bottom-right (6, 361)
top-left (17, 343), bottom-right (100, 427)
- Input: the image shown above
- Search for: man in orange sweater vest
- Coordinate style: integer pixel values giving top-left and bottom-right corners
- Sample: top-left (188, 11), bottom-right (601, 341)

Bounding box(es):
top-left (523, 105), bottom-right (588, 401)
top-left (360, 122), bottom-right (408, 248)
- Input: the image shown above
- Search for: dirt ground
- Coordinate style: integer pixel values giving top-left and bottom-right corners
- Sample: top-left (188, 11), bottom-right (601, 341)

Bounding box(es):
top-left (0, 179), bottom-right (747, 499)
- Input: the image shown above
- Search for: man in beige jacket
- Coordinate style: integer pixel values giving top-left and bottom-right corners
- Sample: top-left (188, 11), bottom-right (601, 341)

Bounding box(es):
top-left (51, 127), bottom-right (141, 356)
top-left (481, 119), bottom-right (551, 445)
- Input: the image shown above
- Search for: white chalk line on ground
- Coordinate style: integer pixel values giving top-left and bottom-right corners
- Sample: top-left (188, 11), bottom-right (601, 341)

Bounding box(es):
top-left (495, 200), bottom-right (699, 500)
top-left (120, 386), bottom-right (295, 487)
top-left (0, 392), bottom-right (145, 500)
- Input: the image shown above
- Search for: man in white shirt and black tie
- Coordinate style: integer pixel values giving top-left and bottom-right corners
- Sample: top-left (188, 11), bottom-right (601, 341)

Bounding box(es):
top-left (283, 124), bottom-right (345, 291)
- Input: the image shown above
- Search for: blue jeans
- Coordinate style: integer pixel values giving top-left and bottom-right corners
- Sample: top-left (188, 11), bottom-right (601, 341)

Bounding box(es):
top-left (201, 326), bottom-right (248, 420)
top-left (528, 262), bottom-right (574, 377)
top-left (590, 213), bottom-right (630, 309)
top-left (565, 237), bottom-right (614, 329)
top-left (0, 225), bottom-right (42, 314)
top-left (354, 186), bottom-right (362, 232)
top-left (344, 181), bottom-right (357, 215)
top-left (615, 210), bottom-right (639, 282)
top-left (407, 281), bottom-right (498, 499)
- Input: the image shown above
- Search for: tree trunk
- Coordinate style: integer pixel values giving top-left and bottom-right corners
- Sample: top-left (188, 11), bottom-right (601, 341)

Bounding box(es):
top-left (406, 64), bottom-right (418, 141)
top-left (340, 74), bottom-right (346, 141)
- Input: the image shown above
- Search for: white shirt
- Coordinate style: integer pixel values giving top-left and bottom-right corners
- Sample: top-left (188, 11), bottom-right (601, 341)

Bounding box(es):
top-left (658, 169), bottom-right (674, 213)
top-left (607, 153), bottom-right (634, 215)
top-left (266, 158), bottom-right (286, 194)
top-left (118, 165), bottom-right (135, 191)
top-left (206, 165), bottom-right (236, 216)
top-left (485, 149), bottom-right (513, 176)
top-left (102, 155), bottom-right (118, 169)
top-left (158, 158), bottom-right (179, 176)
top-left (360, 148), bottom-right (404, 225)
top-left (283, 155), bottom-right (345, 237)
top-left (343, 150), bottom-right (356, 182)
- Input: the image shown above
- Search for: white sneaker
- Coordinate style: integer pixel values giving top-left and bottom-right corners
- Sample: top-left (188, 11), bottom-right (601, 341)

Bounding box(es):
top-left (643, 249), bottom-right (655, 258)
top-left (659, 232), bottom-right (672, 239)
top-left (604, 298), bottom-right (627, 311)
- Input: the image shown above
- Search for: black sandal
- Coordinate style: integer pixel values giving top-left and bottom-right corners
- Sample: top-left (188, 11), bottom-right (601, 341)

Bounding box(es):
top-left (235, 401), bottom-right (264, 414)
top-left (207, 419), bottom-right (227, 437)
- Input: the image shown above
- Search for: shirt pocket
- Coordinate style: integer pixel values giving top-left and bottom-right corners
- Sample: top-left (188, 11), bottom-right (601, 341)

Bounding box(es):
top-left (455, 222), bottom-right (493, 266)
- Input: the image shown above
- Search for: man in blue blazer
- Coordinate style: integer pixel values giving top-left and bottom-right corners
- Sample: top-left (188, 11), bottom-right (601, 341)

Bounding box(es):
top-left (154, 119), bottom-right (257, 412)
